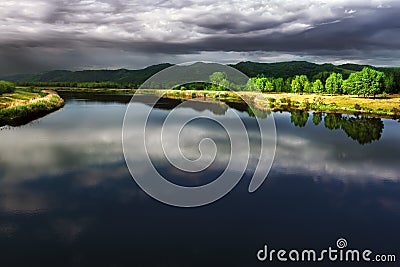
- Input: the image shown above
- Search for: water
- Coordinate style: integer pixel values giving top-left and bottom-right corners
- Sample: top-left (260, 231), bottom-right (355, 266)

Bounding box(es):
top-left (0, 93), bottom-right (399, 266)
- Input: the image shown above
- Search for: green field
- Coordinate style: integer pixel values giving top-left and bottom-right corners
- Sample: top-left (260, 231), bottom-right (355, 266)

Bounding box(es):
top-left (0, 89), bottom-right (64, 127)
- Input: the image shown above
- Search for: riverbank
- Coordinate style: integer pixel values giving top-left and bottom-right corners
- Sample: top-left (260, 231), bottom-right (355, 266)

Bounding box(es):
top-left (0, 89), bottom-right (64, 127)
top-left (255, 92), bottom-right (400, 117)
top-left (147, 90), bottom-right (400, 117)
top-left (18, 86), bottom-right (400, 118)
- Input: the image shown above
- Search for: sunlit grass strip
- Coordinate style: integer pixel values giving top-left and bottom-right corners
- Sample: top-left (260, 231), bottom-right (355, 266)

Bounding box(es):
top-left (258, 93), bottom-right (400, 117)
top-left (0, 91), bottom-right (64, 127)
top-left (0, 90), bottom-right (43, 109)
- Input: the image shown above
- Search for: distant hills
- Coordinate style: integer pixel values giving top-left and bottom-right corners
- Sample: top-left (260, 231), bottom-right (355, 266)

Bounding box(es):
top-left (2, 63), bottom-right (173, 85)
top-left (2, 61), bottom-right (399, 85)
top-left (231, 61), bottom-right (400, 79)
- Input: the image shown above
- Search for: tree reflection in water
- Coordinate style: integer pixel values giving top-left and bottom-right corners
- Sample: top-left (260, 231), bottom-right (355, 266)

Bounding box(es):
top-left (318, 113), bottom-right (384, 144)
top-left (290, 110), bottom-right (309, 127)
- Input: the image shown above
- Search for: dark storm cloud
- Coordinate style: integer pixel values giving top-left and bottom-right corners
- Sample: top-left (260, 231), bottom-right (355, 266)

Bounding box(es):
top-left (0, 0), bottom-right (399, 75)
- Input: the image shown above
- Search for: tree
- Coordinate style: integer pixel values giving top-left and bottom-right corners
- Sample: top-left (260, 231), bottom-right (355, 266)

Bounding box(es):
top-left (343, 68), bottom-right (386, 97)
top-left (360, 68), bottom-right (385, 97)
top-left (312, 79), bottom-right (324, 93)
top-left (219, 79), bottom-right (230, 90)
top-left (245, 78), bottom-right (260, 91)
top-left (304, 81), bottom-right (313, 93)
top-left (384, 72), bottom-right (396, 93)
top-left (209, 72), bottom-right (227, 86)
top-left (264, 80), bottom-right (275, 92)
top-left (370, 71), bottom-right (385, 97)
top-left (283, 77), bottom-right (293, 92)
top-left (291, 75), bottom-right (309, 94)
top-left (313, 72), bottom-right (332, 84)
top-left (325, 73), bottom-right (343, 95)
top-left (274, 78), bottom-right (284, 92)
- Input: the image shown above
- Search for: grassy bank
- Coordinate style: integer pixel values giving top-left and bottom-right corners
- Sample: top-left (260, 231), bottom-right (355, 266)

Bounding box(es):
top-left (255, 92), bottom-right (400, 117)
top-left (0, 89), bottom-right (64, 127)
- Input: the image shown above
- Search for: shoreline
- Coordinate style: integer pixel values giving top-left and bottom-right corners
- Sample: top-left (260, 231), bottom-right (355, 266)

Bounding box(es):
top-left (16, 86), bottom-right (400, 119)
top-left (0, 90), bottom-right (64, 127)
top-left (147, 90), bottom-right (400, 118)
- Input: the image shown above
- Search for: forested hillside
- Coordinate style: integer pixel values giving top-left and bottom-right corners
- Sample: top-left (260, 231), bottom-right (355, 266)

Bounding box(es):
top-left (2, 61), bottom-right (399, 90)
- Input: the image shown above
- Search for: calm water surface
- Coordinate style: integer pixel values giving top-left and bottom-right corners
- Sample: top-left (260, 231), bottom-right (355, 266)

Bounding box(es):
top-left (0, 93), bottom-right (399, 266)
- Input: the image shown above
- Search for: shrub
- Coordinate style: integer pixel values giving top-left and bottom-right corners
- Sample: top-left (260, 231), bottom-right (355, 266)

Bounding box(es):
top-left (354, 104), bottom-right (361, 110)
top-left (0, 81), bottom-right (16, 95)
top-left (390, 107), bottom-right (399, 114)
top-left (304, 99), bottom-right (310, 109)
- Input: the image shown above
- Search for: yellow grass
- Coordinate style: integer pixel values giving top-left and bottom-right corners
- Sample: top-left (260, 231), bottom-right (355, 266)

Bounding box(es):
top-left (260, 92), bottom-right (400, 111)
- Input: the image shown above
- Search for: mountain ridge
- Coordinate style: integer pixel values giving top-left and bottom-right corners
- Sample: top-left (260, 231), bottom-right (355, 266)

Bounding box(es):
top-left (2, 61), bottom-right (399, 85)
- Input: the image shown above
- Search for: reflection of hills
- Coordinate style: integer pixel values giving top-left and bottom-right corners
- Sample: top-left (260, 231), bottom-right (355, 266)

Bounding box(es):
top-left (176, 100), bottom-right (229, 115)
top-left (139, 96), bottom-right (230, 115)
top-left (61, 92), bottom-right (258, 117)
top-left (60, 92), bottom-right (132, 104)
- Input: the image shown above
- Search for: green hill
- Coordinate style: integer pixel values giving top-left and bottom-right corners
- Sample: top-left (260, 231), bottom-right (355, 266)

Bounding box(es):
top-left (3, 63), bottom-right (173, 86)
top-left (2, 61), bottom-right (399, 85)
top-left (230, 61), bottom-right (400, 79)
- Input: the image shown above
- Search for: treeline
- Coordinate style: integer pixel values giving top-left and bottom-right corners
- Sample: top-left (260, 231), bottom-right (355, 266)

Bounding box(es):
top-left (176, 67), bottom-right (399, 97)
top-left (15, 81), bottom-right (134, 89)
top-left (0, 81), bottom-right (16, 95)
top-left (246, 67), bottom-right (400, 97)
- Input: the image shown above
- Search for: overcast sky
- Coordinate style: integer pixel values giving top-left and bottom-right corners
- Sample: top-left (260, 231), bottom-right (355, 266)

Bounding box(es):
top-left (0, 0), bottom-right (399, 75)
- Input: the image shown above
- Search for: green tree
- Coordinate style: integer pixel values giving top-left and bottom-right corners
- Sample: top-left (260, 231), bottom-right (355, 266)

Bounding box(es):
top-left (312, 79), bottom-right (324, 93)
top-left (219, 79), bottom-right (230, 90)
top-left (264, 80), bottom-right (275, 92)
top-left (313, 72), bottom-right (332, 84)
top-left (249, 76), bottom-right (268, 91)
top-left (304, 81), bottom-right (313, 93)
top-left (384, 72), bottom-right (396, 93)
top-left (342, 72), bottom-right (363, 95)
top-left (283, 77), bottom-right (293, 92)
top-left (209, 72), bottom-right (227, 86)
top-left (291, 75), bottom-right (309, 94)
top-left (245, 78), bottom-right (260, 91)
top-left (360, 68), bottom-right (385, 97)
top-left (325, 73), bottom-right (343, 95)
top-left (274, 78), bottom-right (284, 92)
